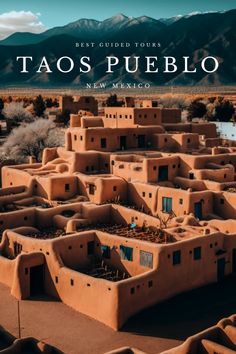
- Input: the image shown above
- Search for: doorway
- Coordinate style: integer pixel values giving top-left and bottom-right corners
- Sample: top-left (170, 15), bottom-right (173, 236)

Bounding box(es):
top-left (158, 165), bottom-right (168, 182)
top-left (217, 258), bottom-right (225, 281)
top-left (194, 202), bottom-right (203, 220)
top-left (138, 135), bottom-right (146, 148)
top-left (120, 136), bottom-right (127, 150)
top-left (30, 265), bottom-right (44, 296)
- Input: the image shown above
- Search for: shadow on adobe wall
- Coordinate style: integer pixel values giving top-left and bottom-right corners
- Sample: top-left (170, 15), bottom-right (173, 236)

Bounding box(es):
top-left (121, 276), bottom-right (236, 341)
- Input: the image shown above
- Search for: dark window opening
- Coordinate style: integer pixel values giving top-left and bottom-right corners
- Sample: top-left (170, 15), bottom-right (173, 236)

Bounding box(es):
top-left (87, 241), bottom-right (95, 256)
top-left (120, 245), bottom-right (133, 261)
top-left (194, 246), bottom-right (201, 260)
top-left (101, 138), bottom-right (107, 149)
top-left (65, 184), bottom-right (70, 192)
top-left (173, 250), bottom-right (181, 265)
top-left (101, 245), bottom-right (111, 259)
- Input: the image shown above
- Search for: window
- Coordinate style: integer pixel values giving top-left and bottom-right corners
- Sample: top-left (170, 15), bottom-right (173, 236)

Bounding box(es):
top-left (179, 198), bottom-right (183, 205)
top-left (125, 115), bottom-right (128, 119)
top-left (149, 193), bottom-right (152, 198)
top-left (173, 250), bottom-right (181, 265)
top-left (139, 114), bottom-right (142, 118)
top-left (120, 245), bottom-right (133, 261)
top-left (106, 114), bottom-right (108, 118)
top-left (89, 184), bottom-right (95, 195)
top-left (129, 115), bottom-right (132, 119)
top-left (194, 247), bottom-right (201, 260)
top-left (130, 287), bottom-right (135, 294)
top-left (153, 166), bottom-right (157, 171)
top-left (162, 197), bottom-right (172, 213)
top-left (65, 184), bottom-right (70, 192)
top-left (74, 135), bottom-right (77, 141)
top-left (113, 186), bottom-right (117, 192)
top-left (87, 241), bottom-right (94, 256)
top-left (140, 251), bottom-right (153, 268)
top-left (113, 115), bottom-right (116, 118)
top-left (224, 174), bottom-right (227, 178)
top-left (70, 279), bottom-right (74, 286)
top-left (119, 115), bottom-right (122, 118)
top-left (154, 114), bottom-right (157, 118)
top-left (220, 198), bottom-right (224, 204)
top-left (86, 166), bottom-right (89, 172)
top-left (148, 280), bottom-right (153, 288)
top-left (101, 245), bottom-right (111, 259)
top-left (142, 192), bottom-right (145, 197)
top-left (164, 138), bottom-right (168, 142)
top-left (144, 114), bottom-right (147, 118)
top-left (187, 138), bottom-right (191, 143)
top-left (101, 138), bottom-right (107, 148)
top-left (80, 136), bottom-right (83, 141)
top-left (85, 97), bottom-right (90, 103)
top-left (189, 172), bottom-right (194, 180)
top-left (91, 137), bottom-right (94, 142)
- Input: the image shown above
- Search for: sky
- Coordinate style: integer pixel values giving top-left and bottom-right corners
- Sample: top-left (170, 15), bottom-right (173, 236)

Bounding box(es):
top-left (0, 0), bottom-right (235, 39)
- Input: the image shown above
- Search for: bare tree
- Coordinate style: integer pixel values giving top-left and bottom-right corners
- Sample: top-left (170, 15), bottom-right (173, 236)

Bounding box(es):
top-left (1, 119), bottom-right (64, 162)
top-left (3, 101), bottom-right (34, 126)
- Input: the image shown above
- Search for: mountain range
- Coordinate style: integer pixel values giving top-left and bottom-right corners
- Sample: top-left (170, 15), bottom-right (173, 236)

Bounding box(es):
top-left (0, 10), bottom-right (235, 87)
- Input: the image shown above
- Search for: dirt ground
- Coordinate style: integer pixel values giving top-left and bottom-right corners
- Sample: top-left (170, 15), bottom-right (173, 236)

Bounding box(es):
top-left (1, 277), bottom-right (236, 354)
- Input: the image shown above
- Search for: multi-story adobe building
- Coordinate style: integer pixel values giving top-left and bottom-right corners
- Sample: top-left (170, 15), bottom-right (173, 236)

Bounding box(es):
top-left (0, 105), bottom-right (236, 330)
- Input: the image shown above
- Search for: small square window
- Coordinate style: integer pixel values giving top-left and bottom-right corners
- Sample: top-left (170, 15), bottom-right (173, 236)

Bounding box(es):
top-left (179, 198), bottom-right (183, 205)
top-left (173, 250), bottom-right (181, 265)
top-left (149, 193), bottom-right (152, 198)
top-left (130, 287), bottom-right (135, 294)
top-left (91, 137), bottom-right (94, 142)
top-left (153, 166), bottom-right (157, 171)
top-left (187, 138), bottom-right (191, 143)
top-left (80, 136), bottom-right (83, 141)
top-left (74, 135), bottom-right (77, 141)
top-left (65, 184), bottom-right (70, 192)
top-left (142, 192), bottom-right (145, 197)
top-left (113, 186), bottom-right (117, 192)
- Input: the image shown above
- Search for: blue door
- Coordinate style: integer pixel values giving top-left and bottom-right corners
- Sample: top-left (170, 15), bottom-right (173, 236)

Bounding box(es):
top-left (194, 202), bottom-right (202, 220)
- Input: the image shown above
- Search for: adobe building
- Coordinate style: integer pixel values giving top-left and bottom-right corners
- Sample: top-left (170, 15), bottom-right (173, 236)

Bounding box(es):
top-left (1, 104), bottom-right (236, 331)
top-left (59, 95), bottom-right (98, 115)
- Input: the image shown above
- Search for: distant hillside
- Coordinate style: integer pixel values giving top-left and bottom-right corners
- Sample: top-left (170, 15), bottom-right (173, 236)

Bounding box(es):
top-left (0, 10), bottom-right (235, 87)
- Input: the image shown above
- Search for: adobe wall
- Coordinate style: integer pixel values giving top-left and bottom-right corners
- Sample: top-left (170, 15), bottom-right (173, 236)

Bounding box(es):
top-left (66, 126), bottom-right (164, 152)
top-left (35, 175), bottom-right (78, 200)
top-left (77, 173), bottom-right (127, 204)
top-left (104, 108), bottom-right (162, 128)
top-left (213, 192), bottom-right (236, 219)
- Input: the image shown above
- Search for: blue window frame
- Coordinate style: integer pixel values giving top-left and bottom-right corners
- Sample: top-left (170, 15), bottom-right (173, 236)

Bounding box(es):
top-left (120, 245), bottom-right (133, 261)
top-left (101, 245), bottom-right (111, 259)
top-left (162, 197), bottom-right (172, 213)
